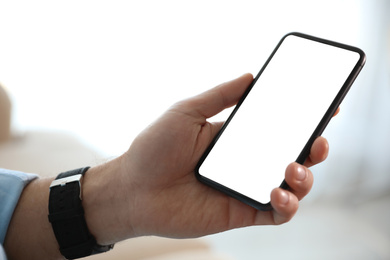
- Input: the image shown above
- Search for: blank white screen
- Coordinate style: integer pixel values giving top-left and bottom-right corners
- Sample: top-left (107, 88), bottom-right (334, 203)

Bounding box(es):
top-left (198, 34), bottom-right (360, 204)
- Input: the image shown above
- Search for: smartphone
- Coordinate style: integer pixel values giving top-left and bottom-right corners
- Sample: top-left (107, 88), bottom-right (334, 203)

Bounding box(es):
top-left (195, 32), bottom-right (366, 211)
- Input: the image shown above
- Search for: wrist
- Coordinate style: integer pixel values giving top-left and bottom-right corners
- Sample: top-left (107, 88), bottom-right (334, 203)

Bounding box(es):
top-left (82, 157), bottom-right (137, 244)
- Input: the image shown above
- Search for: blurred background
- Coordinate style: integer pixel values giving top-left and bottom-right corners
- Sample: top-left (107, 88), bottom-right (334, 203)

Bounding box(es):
top-left (0, 0), bottom-right (389, 259)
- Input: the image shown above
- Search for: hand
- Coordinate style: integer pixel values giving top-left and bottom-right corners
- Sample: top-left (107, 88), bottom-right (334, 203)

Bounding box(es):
top-left (3, 74), bottom-right (330, 260)
top-left (98, 73), bottom-right (329, 241)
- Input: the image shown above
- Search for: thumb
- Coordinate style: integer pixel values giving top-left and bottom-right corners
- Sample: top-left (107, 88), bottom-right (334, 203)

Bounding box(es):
top-left (184, 73), bottom-right (253, 119)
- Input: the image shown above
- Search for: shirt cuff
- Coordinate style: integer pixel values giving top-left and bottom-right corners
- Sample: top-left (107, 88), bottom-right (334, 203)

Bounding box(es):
top-left (0, 169), bottom-right (38, 243)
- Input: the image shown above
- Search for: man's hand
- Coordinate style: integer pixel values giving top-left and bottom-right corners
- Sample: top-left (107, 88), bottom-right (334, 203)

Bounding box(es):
top-left (87, 74), bottom-right (329, 243)
top-left (4, 74), bottom-right (330, 260)
top-left (4, 74), bottom-right (328, 259)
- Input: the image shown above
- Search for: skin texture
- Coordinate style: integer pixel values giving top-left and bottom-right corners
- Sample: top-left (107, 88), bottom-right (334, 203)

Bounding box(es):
top-left (4, 74), bottom-right (330, 259)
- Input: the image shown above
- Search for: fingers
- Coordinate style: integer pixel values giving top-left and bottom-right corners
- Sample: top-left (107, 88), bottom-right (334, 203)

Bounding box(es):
top-left (178, 73), bottom-right (253, 119)
top-left (270, 162), bottom-right (313, 224)
top-left (333, 107), bottom-right (340, 117)
top-left (304, 136), bottom-right (329, 168)
top-left (270, 188), bottom-right (299, 224)
top-left (302, 106), bottom-right (337, 168)
top-left (270, 108), bottom-right (334, 224)
top-left (284, 163), bottom-right (313, 200)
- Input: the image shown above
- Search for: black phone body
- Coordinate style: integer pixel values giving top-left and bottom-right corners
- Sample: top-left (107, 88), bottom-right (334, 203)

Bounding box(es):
top-left (195, 32), bottom-right (366, 211)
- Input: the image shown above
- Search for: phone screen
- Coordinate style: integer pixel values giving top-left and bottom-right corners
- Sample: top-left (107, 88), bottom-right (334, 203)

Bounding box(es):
top-left (195, 33), bottom-right (365, 210)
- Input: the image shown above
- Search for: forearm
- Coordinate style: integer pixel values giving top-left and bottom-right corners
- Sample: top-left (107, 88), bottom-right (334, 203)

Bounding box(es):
top-left (3, 156), bottom-right (135, 260)
top-left (3, 177), bottom-right (62, 260)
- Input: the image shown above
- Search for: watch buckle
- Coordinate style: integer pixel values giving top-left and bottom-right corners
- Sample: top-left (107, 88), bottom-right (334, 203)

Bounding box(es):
top-left (50, 174), bottom-right (83, 199)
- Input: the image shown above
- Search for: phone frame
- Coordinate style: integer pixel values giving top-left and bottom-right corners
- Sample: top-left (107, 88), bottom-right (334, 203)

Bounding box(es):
top-left (195, 32), bottom-right (366, 211)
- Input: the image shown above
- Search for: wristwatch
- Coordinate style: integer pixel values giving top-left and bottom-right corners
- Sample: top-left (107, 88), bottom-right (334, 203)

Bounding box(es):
top-left (48, 167), bottom-right (114, 259)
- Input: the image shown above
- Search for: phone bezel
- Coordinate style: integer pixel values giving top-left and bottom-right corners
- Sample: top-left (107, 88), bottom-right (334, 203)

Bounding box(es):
top-left (195, 32), bottom-right (366, 211)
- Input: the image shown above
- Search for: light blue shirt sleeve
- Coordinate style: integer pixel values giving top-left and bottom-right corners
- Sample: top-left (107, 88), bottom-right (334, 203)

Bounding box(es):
top-left (0, 246), bottom-right (6, 260)
top-left (0, 168), bottom-right (38, 259)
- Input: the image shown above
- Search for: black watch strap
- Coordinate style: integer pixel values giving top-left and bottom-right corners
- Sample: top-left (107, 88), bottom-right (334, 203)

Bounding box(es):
top-left (48, 167), bottom-right (114, 259)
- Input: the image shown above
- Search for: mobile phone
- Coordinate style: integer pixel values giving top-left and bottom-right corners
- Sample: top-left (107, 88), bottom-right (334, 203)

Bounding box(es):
top-left (195, 32), bottom-right (366, 211)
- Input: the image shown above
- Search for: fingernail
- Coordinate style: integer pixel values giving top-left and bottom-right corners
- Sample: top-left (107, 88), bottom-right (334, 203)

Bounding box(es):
top-left (280, 190), bottom-right (290, 205)
top-left (296, 165), bottom-right (307, 181)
